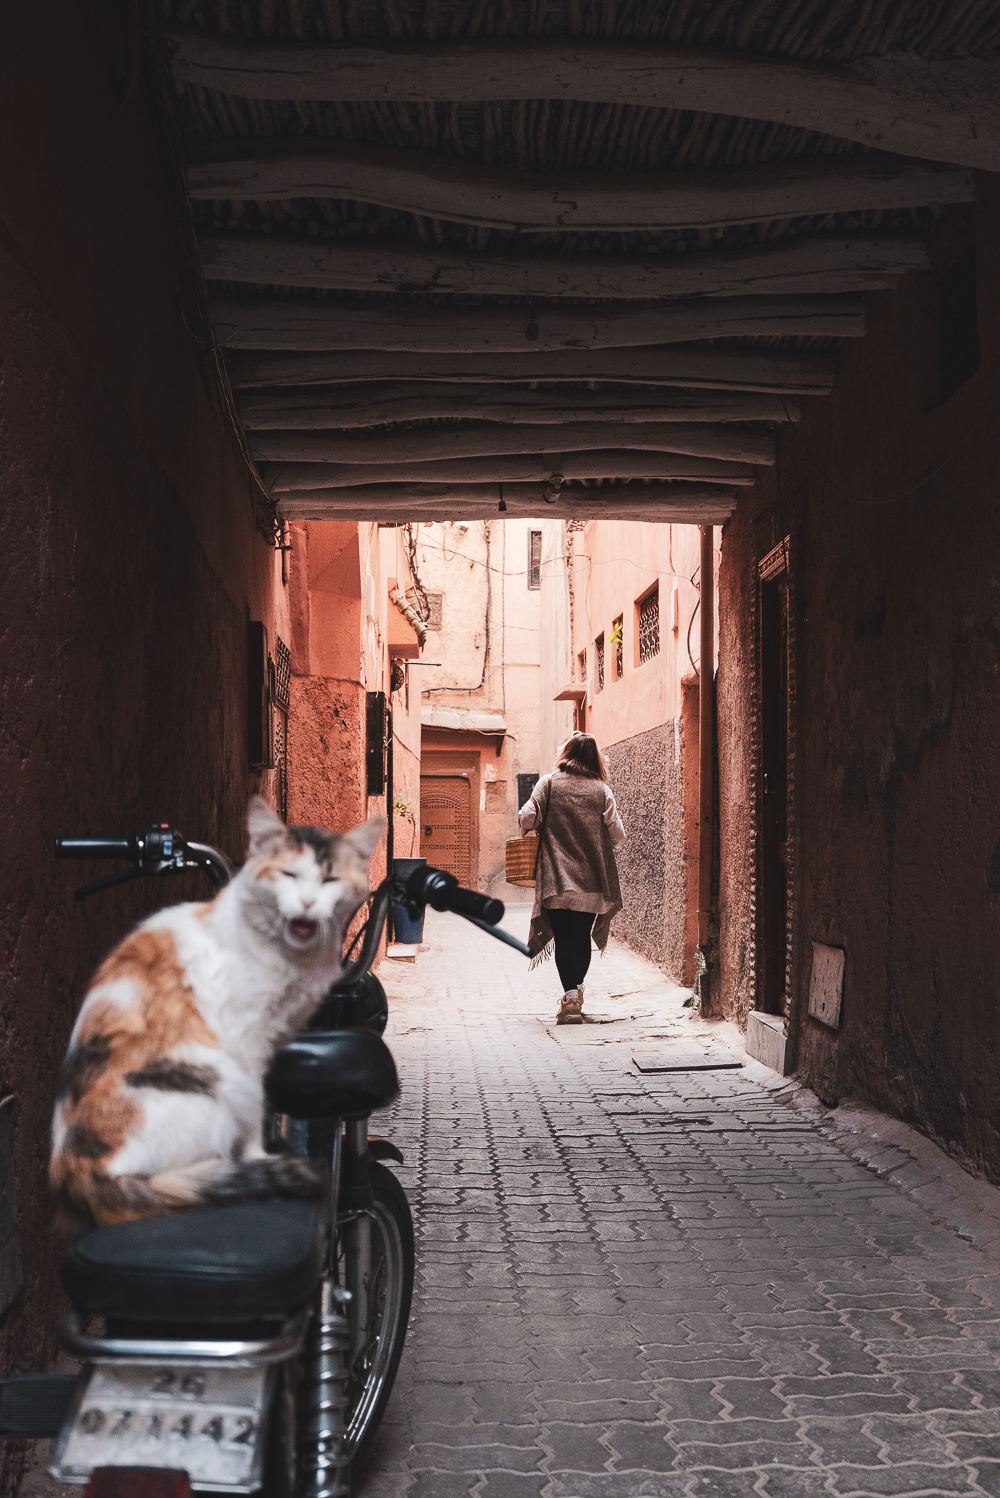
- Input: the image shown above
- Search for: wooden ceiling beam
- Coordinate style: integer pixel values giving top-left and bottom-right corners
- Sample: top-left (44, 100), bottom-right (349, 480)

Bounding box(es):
top-left (199, 230), bottom-right (928, 300)
top-left (212, 293), bottom-right (863, 353)
top-left (249, 419), bottom-right (773, 465)
top-left (238, 384), bottom-right (801, 429)
top-left (187, 140), bottom-right (972, 232)
top-left (277, 481), bottom-right (738, 524)
top-left (226, 344), bottom-right (837, 392)
top-left (260, 450), bottom-right (757, 491)
top-left (168, 35), bottom-right (1000, 173)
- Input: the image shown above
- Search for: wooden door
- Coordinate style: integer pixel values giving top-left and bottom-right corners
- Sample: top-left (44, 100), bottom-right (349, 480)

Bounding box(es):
top-left (759, 569), bottom-right (789, 1015)
top-left (420, 776), bottom-right (472, 883)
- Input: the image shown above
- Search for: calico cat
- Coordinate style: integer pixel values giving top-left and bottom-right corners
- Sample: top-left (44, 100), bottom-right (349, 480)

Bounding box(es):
top-left (50, 797), bottom-right (384, 1229)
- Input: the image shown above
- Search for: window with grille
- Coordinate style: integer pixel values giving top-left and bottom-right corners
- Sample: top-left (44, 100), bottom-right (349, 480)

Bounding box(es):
top-left (638, 587), bottom-right (660, 664)
top-left (274, 636), bottom-right (291, 713)
top-left (578, 648), bottom-right (587, 683)
top-left (595, 634), bottom-right (605, 693)
top-left (612, 615), bottom-right (623, 680)
top-left (273, 712), bottom-right (288, 823)
top-left (527, 530), bottom-right (542, 589)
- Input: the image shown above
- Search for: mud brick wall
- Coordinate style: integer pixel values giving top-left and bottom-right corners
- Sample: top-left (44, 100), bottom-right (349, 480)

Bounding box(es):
top-left (607, 722), bottom-right (687, 979)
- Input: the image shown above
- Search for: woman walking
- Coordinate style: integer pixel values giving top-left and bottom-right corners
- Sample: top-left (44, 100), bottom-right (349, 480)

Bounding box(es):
top-left (517, 731), bottom-right (626, 1024)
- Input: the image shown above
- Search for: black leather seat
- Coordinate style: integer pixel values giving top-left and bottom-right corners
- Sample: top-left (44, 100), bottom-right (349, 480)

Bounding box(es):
top-left (62, 1200), bottom-right (326, 1324)
top-left (267, 1030), bottom-right (399, 1120)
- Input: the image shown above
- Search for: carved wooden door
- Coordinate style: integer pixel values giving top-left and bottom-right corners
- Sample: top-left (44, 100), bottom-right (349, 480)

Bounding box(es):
top-left (420, 776), bottom-right (472, 884)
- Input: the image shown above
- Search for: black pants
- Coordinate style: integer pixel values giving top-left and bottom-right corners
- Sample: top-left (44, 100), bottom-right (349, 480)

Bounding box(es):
top-left (547, 908), bottom-right (596, 991)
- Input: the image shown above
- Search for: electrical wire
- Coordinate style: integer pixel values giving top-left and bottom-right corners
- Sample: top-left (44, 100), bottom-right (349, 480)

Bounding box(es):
top-left (687, 568), bottom-right (702, 678)
top-left (402, 523), bottom-right (430, 621)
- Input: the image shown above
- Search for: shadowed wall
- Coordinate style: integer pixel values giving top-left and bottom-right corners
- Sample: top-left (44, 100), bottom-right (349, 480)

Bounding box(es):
top-left (718, 187), bottom-right (1000, 1175)
top-left (0, 8), bottom-right (284, 1486)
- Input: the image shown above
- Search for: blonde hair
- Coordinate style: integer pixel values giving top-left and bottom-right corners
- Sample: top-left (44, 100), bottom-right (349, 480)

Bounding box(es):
top-left (556, 731), bottom-right (608, 782)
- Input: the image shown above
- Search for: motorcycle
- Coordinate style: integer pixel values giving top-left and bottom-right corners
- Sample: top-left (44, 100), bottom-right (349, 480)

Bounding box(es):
top-left (0, 823), bottom-right (529, 1497)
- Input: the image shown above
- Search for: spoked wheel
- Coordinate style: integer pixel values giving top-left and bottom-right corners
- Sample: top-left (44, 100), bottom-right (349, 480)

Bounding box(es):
top-left (339, 1162), bottom-right (415, 1466)
top-left (261, 1163), bottom-right (414, 1496)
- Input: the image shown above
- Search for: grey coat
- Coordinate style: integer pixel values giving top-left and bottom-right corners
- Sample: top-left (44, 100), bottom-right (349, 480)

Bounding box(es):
top-left (517, 769), bottom-right (625, 959)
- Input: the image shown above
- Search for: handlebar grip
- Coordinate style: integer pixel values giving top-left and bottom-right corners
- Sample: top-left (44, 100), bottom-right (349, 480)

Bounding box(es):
top-left (441, 884), bottom-right (505, 925)
top-left (412, 869), bottom-right (503, 925)
top-left (54, 837), bottom-right (134, 861)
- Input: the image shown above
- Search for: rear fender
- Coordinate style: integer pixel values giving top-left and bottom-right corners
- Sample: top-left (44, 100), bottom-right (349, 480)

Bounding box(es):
top-left (368, 1137), bottom-right (403, 1165)
top-left (84, 1471), bottom-right (191, 1498)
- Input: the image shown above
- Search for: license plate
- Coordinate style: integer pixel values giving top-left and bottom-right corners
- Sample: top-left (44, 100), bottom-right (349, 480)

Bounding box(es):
top-left (50, 1363), bottom-right (271, 1493)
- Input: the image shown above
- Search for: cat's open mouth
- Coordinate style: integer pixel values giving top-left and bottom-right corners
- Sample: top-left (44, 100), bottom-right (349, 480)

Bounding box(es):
top-left (288, 917), bottom-right (319, 945)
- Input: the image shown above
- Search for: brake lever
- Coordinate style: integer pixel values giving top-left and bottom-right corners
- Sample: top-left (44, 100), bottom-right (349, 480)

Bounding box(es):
top-left (460, 913), bottom-right (532, 957)
top-left (74, 867), bottom-right (143, 903)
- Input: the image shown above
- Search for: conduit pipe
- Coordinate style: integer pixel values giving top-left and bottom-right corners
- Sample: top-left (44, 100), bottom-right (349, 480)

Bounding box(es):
top-left (698, 524), bottom-right (715, 1010)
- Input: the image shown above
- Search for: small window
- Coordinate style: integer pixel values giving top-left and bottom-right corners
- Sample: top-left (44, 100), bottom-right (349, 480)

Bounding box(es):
top-left (595, 634), bottom-right (605, 693)
top-left (517, 772), bottom-right (539, 807)
top-left (637, 587), bottom-right (660, 665)
top-left (578, 648), bottom-right (587, 683)
top-left (937, 243), bottom-right (980, 404)
top-left (527, 530), bottom-right (542, 589)
top-left (611, 615), bottom-right (623, 681)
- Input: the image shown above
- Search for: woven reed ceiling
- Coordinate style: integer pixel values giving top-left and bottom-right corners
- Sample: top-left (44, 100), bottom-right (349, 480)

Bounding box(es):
top-left (160, 0), bottom-right (1000, 523)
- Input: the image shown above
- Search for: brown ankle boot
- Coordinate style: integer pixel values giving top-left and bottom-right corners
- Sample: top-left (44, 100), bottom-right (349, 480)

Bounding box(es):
top-left (557, 987), bottom-right (595, 1024)
top-left (557, 988), bottom-right (584, 1025)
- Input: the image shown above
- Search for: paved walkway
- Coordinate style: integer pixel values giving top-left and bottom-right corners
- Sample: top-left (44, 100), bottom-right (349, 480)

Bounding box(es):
top-left (360, 906), bottom-right (1000, 1498)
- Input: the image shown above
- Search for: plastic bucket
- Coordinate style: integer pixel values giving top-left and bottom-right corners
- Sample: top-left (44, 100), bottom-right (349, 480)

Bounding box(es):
top-left (392, 857), bottom-right (427, 943)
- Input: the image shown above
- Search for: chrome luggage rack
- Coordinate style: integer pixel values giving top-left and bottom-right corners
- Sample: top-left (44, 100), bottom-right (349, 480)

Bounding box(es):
top-left (60, 1309), bottom-right (309, 1368)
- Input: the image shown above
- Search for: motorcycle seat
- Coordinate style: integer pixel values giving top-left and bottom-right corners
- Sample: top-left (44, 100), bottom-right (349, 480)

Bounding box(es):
top-left (62, 1200), bottom-right (326, 1324)
top-left (267, 1029), bottom-right (399, 1120)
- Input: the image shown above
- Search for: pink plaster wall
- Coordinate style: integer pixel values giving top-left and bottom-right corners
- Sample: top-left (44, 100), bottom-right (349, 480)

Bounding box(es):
top-left (287, 523), bottom-right (421, 878)
top-left (570, 521), bottom-right (709, 745)
top-left (415, 520), bottom-right (542, 900)
top-left (566, 522), bottom-right (716, 979)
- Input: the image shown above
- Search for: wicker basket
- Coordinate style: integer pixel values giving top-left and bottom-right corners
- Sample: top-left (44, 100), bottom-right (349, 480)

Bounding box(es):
top-left (505, 832), bottom-right (539, 887)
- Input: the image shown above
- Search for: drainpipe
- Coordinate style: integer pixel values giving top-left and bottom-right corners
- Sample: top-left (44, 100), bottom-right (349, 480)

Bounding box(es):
top-left (698, 525), bottom-right (715, 1011)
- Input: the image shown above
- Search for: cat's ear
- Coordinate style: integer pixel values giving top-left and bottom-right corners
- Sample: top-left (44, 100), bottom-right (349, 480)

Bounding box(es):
top-left (247, 796), bottom-right (288, 859)
top-left (342, 816), bottom-right (386, 868)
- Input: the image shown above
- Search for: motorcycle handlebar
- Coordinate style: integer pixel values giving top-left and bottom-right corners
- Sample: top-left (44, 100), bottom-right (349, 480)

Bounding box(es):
top-left (54, 827), bottom-right (234, 898)
top-left (413, 869), bottom-right (504, 926)
top-left (55, 837), bottom-right (135, 860)
top-left (334, 864), bottom-right (530, 989)
top-left (53, 828), bottom-right (526, 962)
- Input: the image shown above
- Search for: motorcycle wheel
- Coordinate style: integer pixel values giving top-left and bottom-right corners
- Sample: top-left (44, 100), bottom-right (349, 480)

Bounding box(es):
top-left (341, 1161), bottom-right (415, 1466)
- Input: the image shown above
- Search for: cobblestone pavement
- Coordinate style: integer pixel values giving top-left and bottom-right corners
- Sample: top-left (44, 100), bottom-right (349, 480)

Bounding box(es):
top-left (359, 906), bottom-right (1000, 1498)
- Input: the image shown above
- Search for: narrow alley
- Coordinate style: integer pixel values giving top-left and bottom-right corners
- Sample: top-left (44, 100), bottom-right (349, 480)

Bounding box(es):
top-left (364, 911), bottom-right (1000, 1498)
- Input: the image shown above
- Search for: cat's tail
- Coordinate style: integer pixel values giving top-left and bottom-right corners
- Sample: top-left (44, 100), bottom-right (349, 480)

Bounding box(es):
top-left (54, 1153), bottom-right (325, 1228)
top-left (155, 1153), bottom-right (326, 1210)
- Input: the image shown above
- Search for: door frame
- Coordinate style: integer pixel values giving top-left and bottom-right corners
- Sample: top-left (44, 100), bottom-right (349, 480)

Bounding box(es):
top-left (420, 750), bottom-right (481, 889)
top-left (752, 535), bottom-right (799, 1027)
